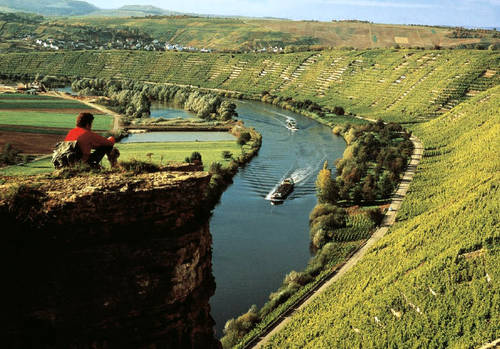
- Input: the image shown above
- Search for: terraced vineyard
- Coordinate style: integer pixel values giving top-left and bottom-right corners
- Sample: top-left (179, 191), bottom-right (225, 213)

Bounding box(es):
top-left (263, 85), bottom-right (500, 349)
top-left (0, 49), bottom-right (497, 123)
top-left (0, 49), bottom-right (498, 347)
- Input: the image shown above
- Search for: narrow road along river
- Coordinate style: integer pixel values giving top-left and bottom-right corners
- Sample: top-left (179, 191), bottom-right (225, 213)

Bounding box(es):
top-left (210, 100), bottom-right (346, 336)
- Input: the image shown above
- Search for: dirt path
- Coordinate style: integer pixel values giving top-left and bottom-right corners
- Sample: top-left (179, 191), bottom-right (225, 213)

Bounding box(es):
top-left (250, 135), bottom-right (423, 349)
top-left (46, 91), bottom-right (122, 132)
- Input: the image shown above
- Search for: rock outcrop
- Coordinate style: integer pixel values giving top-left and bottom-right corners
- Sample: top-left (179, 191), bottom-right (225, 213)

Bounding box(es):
top-left (1, 170), bottom-right (221, 349)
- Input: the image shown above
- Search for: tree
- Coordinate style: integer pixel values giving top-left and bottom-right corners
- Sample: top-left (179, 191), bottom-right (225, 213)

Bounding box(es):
top-left (362, 174), bottom-right (376, 202)
top-left (377, 171), bottom-right (394, 198)
top-left (316, 161), bottom-right (339, 204)
top-left (332, 106), bottom-right (345, 115)
top-left (237, 132), bottom-right (251, 146)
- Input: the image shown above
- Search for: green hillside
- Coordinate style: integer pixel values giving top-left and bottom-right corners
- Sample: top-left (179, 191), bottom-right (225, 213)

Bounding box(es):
top-left (264, 85), bottom-right (500, 349)
top-left (0, 49), bottom-right (498, 347)
top-left (0, 49), bottom-right (497, 123)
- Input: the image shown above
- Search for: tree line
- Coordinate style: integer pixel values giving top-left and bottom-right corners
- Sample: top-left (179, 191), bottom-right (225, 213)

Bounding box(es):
top-left (311, 120), bottom-right (413, 248)
top-left (71, 78), bottom-right (238, 120)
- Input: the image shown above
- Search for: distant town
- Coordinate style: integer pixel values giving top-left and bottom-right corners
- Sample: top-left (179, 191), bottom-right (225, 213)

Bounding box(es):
top-left (23, 36), bottom-right (284, 53)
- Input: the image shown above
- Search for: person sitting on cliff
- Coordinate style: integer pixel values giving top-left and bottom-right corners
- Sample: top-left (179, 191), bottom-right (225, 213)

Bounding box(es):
top-left (64, 112), bottom-right (120, 168)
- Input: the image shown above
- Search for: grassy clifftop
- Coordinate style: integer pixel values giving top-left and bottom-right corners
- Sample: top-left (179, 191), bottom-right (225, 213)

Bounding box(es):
top-left (263, 86), bottom-right (499, 348)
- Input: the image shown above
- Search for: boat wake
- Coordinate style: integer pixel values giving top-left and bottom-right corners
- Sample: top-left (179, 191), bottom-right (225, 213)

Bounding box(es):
top-left (264, 165), bottom-right (315, 201)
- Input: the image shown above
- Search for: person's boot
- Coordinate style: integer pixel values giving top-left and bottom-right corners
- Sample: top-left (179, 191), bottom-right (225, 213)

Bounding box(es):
top-left (107, 148), bottom-right (120, 168)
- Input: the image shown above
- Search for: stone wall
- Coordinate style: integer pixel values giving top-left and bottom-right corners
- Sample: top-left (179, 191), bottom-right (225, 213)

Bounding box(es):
top-left (1, 170), bottom-right (221, 349)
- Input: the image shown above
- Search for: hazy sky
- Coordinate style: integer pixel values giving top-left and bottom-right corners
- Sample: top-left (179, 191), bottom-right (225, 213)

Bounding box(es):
top-left (86, 0), bottom-right (500, 27)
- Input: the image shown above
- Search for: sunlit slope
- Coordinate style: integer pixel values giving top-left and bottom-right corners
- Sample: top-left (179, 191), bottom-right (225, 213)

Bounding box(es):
top-left (263, 87), bottom-right (500, 348)
top-left (0, 49), bottom-right (498, 122)
top-left (57, 17), bottom-right (499, 50)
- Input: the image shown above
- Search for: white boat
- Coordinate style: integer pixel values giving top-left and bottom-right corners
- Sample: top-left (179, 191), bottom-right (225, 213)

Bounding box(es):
top-left (286, 119), bottom-right (298, 131)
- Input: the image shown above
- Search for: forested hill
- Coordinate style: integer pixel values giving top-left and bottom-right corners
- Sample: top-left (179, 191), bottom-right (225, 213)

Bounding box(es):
top-left (0, 49), bottom-right (498, 347)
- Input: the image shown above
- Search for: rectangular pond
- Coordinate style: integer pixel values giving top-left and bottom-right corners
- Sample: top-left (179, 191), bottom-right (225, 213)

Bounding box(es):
top-left (121, 131), bottom-right (236, 143)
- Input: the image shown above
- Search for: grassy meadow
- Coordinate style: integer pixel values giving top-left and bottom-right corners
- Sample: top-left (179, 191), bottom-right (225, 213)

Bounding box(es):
top-left (116, 140), bottom-right (242, 167)
top-left (0, 140), bottom-right (243, 176)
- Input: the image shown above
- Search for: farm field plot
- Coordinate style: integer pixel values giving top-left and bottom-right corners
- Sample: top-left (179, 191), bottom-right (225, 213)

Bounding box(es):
top-left (0, 93), bottom-right (113, 154)
top-left (0, 99), bottom-right (94, 110)
top-left (0, 130), bottom-right (64, 155)
top-left (0, 111), bottom-right (112, 130)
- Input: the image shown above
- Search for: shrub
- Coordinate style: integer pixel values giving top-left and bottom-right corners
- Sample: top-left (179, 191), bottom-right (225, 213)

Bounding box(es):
top-left (186, 151), bottom-right (202, 164)
top-left (221, 305), bottom-right (259, 349)
top-left (237, 132), bottom-right (251, 145)
top-left (309, 203), bottom-right (342, 223)
top-left (222, 150), bottom-right (233, 160)
top-left (367, 208), bottom-right (385, 226)
top-left (119, 159), bottom-right (160, 173)
top-left (332, 106), bottom-right (345, 115)
top-left (332, 125), bottom-right (344, 135)
top-left (209, 162), bottom-right (223, 174)
top-left (284, 270), bottom-right (312, 288)
top-left (0, 183), bottom-right (47, 225)
top-left (0, 143), bottom-right (22, 166)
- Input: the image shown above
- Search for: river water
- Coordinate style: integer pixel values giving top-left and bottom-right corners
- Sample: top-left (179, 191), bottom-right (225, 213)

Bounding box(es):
top-left (210, 100), bottom-right (346, 336)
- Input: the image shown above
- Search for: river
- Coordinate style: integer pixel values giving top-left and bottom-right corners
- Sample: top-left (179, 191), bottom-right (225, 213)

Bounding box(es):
top-left (209, 100), bottom-right (346, 336)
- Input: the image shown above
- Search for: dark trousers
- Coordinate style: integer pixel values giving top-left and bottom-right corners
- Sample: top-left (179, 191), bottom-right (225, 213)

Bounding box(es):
top-left (87, 145), bottom-right (113, 166)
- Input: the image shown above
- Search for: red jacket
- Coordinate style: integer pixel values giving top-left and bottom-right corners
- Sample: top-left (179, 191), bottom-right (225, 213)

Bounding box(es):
top-left (65, 127), bottom-right (114, 161)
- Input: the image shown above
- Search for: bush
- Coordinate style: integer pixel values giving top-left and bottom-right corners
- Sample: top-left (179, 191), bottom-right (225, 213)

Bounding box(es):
top-left (119, 159), bottom-right (160, 174)
top-left (237, 132), bottom-right (251, 145)
top-left (309, 205), bottom-right (348, 248)
top-left (222, 150), bottom-right (233, 160)
top-left (0, 183), bottom-right (47, 224)
top-left (309, 203), bottom-right (342, 223)
top-left (186, 151), bottom-right (202, 164)
top-left (0, 143), bottom-right (22, 166)
top-left (332, 106), bottom-right (345, 115)
top-left (209, 162), bottom-right (223, 174)
top-left (367, 208), bottom-right (385, 226)
top-left (221, 305), bottom-right (259, 349)
top-left (284, 270), bottom-right (312, 288)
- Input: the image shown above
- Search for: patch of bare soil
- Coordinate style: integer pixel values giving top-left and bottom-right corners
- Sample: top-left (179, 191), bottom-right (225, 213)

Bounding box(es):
top-left (0, 130), bottom-right (64, 154)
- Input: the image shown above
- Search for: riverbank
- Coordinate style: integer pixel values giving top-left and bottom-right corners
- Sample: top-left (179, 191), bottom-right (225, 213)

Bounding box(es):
top-left (219, 101), bottom-right (417, 349)
top-left (251, 135), bottom-right (422, 348)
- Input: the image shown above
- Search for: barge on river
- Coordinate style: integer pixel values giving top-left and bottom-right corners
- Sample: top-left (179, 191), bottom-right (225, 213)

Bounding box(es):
top-left (270, 178), bottom-right (295, 203)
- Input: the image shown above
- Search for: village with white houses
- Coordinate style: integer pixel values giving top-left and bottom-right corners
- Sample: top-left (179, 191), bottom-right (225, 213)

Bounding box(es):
top-left (28, 36), bottom-right (212, 52)
top-left (24, 35), bottom-right (283, 53)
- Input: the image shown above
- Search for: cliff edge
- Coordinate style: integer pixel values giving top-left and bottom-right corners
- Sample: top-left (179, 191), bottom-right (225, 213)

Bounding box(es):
top-left (1, 169), bottom-right (221, 349)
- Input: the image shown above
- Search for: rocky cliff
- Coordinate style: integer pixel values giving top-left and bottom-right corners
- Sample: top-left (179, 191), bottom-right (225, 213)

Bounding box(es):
top-left (0, 170), bottom-right (221, 349)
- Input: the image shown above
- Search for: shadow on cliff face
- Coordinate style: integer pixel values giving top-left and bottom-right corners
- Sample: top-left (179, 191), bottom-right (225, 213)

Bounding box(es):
top-left (1, 172), bottom-right (222, 349)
